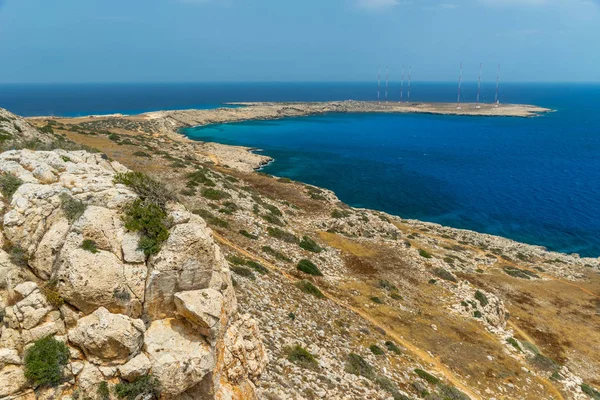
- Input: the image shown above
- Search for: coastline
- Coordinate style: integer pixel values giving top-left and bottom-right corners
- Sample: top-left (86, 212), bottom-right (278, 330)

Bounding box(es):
top-left (26, 101), bottom-right (597, 261)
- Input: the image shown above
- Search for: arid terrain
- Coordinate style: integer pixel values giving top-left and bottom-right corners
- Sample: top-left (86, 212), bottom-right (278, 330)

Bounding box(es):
top-left (0, 103), bottom-right (597, 400)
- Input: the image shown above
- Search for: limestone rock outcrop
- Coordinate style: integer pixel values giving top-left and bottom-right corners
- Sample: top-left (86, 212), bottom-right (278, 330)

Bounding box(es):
top-left (0, 145), bottom-right (266, 399)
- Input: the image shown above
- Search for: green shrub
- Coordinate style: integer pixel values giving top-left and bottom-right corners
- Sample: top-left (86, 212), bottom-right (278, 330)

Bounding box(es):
top-left (295, 280), bottom-right (324, 299)
top-left (369, 344), bottom-right (385, 355)
top-left (261, 213), bottom-right (285, 226)
top-left (331, 209), bottom-right (350, 218)
top-left (0, 173), bottom-right (23, 198)
top-left (345, 353), bottom-right (375, 380)
top-left (122, 199), bottom-right (169, 256)
top-left (246, 260), bottom-right (269, 275)
top-left (299, 236), bottom-right (322, 253)
top-left (263, 203), bottom-right (282, 216)
top-left (581, 383), bottom-right (600, 400)
top-left (201, 188), bottom-right (230, 201)
top-left (507, 337), bottom-right (522, 352)
top-left (133, 151), bottom-right (151, 158)
top-left (473, 310), bottom-right (483, 318)
top-left (297, 259), bottom-right (323, 276)
top-left (418, 249), bottom-right (433, 259)
top-left (503, 266), bottom-right (539, 280)
top-left (59, 193), bottom-right (87, 222)
top-left (97, 381), bottom-right (110, 400)
top-left (267, 227), bottom-right (297, 243)
top-left (114, 375), bottom-right (160, 400)
top-left (370, 296), bottom-right (383, 304)
top-left (193, 209), bottom-right (229, 229)
top-left (219, 202), bottom-right (238, 214)
top-left (437, 384), bottom-right (470, 400)
top-left (375, 375), bottom-right (409, 400)
top-left (81, 239), bottom-right (99, 254)
top-left (6, 244), bottom-right (28, 267)
top-left (24, 336), bottom-right (69, 387)
top-left (114, 172), bottom-right (173, 208)
top-left (390, 293), bottom-right (403, 301)
top-left (231, 266), bottom-right (255, 280)
top-left (40, 279), bottom-right (64, 308)
top-left (414, 368), bottom-right (439, 385)
top-left (385, 341), bottom-right (402, 355)
top-left (286, 345), bottom-right (318, 369)
top-left (531, 353), bottom-right (561, 372)
top-left (227, 254), bottom-right (247, 266)
top-left (433, 268), bottom-right (457, 283)
top-left (262, 246), bottom-right (291, 262)
top-left (239, 230), bottom-right (258, 240)
top-left (474, 290), bottom-right (489, 307)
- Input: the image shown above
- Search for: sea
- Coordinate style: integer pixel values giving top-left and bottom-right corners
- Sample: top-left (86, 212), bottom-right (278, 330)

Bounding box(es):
top-left (1, 82), bottom-right (599, 257)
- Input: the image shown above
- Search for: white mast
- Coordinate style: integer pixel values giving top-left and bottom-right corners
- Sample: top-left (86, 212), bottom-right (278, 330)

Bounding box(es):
top-left (457, 61), bottom-right (463, 110)
top-left (400, 65), bottom-right (404, 102)
top-left (377, 65), bottom-right (381, 103)
top-left (385, 67), bottom-right (389, 102)
top-left (407, 65), bottom-right (411, 103)
top-left (495, 64), bottom-right (500, 107)
top-left (476, 62), bottom-right (482, 109)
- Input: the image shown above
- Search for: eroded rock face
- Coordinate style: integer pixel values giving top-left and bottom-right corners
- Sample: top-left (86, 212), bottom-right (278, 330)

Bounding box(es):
top-left (68, 307), bottom-right (145, 365)
top-left (0, 147), bottom-right (265, 399)
top-left (144, 318), bottom-right (214, 397)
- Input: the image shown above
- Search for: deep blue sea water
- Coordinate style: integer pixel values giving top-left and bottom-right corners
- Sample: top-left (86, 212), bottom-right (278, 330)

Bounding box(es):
top-left (1, 82), bottom-right (598, 257)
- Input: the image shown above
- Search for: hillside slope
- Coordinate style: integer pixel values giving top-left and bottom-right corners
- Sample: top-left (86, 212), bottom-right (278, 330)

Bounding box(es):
top-left (13, 109), bottom-right (600, 399)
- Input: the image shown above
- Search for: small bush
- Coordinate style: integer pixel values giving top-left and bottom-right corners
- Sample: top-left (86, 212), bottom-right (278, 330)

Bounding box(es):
top-left (122, 199), bottom-right (169, 256)
top-left (299, 236), bottom-right (322, 253)
top-left (24, 336), bottom-right (69, 387)
top-left (262, 245), bottom-right (291, 262)
top-left (331, 209), bottom-right (350, 218)
top-left (507, 337), bottom-right (522, 352)
top-left (286, 345), bottom-right (318, 369)
top-left (231, 266), bottom-right (256, 280)
top-left (433, 268), bottom-right (457, 283)
top-left (81, 239), bottom-right (99, 254)
top-left (473, 310), bottom-right (483, 318)
top-left (414, 368), bottom-right (440, 385)
top-left (193, 209), bottom-right (229, 229)
top-left (246, 260), bottom-right (269, 275)
top-left (437, 384), bottom-right (470, 400)
top-left (297, 259), bottom-right (323, 276)
top-left (267, 227), bottom-right (297, 243)
top-left (531, 353), bottom-right (561, 372)
top-left (219, 201), bottom-right (238, 214)
top-left (295, 280), bottom-right (325, 299)
top-left (114, 375), bottom-right (160, 400)
top-left (581, 383), bottom-right (600, 399)
top-left (40, 279), bottom-right (64, 308)
top-left (375, 375), bottom-right (409, 400)
top-left (503, 266), bottom-right (539, 280)
top-left (369, 344), bottom-right (385, 355)
top-left (60, 193), bottom-right (87, 222)
top-left (0, 173), bottom-right (23, 198)
top-left (474, 290), bottom-right (489, 307)
top-left (114, 172), bottom-right (173, 208)
top-left (390, 292), bottom-right (403, 300)
top-left (239, 230), bottom-right (258, 240)
top-left (201, 188), bottom-right (230, 201)
top-left (97, 381), bottom-right (110, 400)
top-left (418, 249), bottom-right (433, 259)
top-left (385, 341), bottom-right (402, 355)
top-left (261, 213), bottom-right (285, 226)
top-left (370, 296), bottom-right (384, 304)
top-left (133, 151), bottom-right (151, 158)
top-left (345, 353), bottom-right (375, 380)
top-left (6, 244), bottom-right (28, 267)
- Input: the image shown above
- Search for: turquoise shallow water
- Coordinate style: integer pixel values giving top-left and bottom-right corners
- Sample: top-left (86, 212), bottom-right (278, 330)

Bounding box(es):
top-left (184, 85), bottom-right (600, 257)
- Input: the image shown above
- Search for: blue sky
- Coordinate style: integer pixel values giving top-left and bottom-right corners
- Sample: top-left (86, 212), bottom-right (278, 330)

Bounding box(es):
top-left (0, 0), bottom-right (598, 83)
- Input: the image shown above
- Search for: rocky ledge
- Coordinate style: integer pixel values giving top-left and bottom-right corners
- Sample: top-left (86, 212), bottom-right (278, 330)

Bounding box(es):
top-left (0, 149), bottom-right (267, 399)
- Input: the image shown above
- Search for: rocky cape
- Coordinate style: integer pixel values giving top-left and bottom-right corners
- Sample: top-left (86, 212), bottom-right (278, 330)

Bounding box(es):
top-left (0, 108), bottom-right (267, 400)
